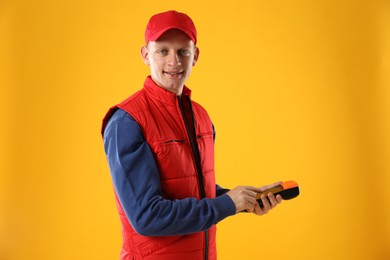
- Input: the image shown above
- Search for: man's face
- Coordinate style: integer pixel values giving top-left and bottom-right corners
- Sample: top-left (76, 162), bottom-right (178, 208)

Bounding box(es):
top-left (141, 29), bottom-right (199, 95)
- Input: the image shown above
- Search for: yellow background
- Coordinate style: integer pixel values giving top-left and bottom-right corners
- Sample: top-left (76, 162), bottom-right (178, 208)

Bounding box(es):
top-left (1, 0), bottom-right (390, 259)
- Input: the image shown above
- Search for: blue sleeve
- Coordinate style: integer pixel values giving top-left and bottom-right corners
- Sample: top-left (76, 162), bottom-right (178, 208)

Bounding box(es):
top-left (216, 185), bottom-right (230, 197)
top-left (103, 109), bottom-right (236, 236)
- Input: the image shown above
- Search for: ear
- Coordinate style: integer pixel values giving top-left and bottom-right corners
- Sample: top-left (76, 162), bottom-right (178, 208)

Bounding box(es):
top-left (140, 45), bottom-right (150, 65)
top-left (192, 47), bottom-right (200, 66)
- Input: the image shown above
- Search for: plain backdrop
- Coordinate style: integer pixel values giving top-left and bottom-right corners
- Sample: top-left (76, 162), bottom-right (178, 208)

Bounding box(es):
top-left (1, 0), bottom-right (390, 259)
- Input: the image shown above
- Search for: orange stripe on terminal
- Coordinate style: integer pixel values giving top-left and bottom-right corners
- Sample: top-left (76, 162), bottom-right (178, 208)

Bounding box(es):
top-left (281, 180), bottom-right (298, 190)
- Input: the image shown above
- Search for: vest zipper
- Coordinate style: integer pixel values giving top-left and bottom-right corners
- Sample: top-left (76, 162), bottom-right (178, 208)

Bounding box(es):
top-left (177, 96), bottom-right (208, 260)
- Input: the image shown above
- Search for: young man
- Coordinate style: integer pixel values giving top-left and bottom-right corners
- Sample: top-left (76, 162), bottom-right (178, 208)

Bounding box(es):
top-left (102, 10), bottom-right (282, 260)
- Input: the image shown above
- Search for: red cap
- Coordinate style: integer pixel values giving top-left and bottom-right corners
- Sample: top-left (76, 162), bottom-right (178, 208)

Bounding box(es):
top-left (145, 10), bottom-right (197, 44)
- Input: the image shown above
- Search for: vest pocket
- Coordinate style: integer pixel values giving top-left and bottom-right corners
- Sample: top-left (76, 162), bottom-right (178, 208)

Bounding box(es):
top-left (137, 235), bottom-right (182, 257)
top-left (197, 132), bottom-right (213, 142)
top-left (161, 139), bottom-right (185, 144)
top-left (152, 138), bottom-right (196, 180)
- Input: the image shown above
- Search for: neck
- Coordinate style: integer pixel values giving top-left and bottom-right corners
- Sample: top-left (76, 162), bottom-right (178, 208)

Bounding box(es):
top-left (151, 78), bottom-right (184, 96)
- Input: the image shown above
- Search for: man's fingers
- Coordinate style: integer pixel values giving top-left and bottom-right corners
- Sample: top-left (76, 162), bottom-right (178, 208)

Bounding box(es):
top-left (275, 194), bottom-right (283, 204)
top-left (267, 193), bottom-right (278, 208)
top-left (260, 195), bottom-right (271, 213)
top-left (245, 190), bottom-right (257, 198)
top-left (242, 186), bottom-right (264, 195)
top-left (247, 195), bottom-right (257, 204)
top-left (253, 201), bottom-right (263, 215)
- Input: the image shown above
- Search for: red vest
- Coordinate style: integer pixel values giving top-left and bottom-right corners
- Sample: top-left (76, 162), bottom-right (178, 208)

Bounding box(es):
top-left (103, 76), bottom-right (217, 260)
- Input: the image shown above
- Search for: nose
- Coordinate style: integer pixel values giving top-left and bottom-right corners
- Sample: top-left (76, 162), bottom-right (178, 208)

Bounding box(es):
top-left (167, 51), bottom-right (181, 67)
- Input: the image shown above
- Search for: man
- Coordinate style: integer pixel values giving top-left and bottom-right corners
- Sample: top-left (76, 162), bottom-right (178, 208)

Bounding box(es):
top-left (102, 10), bottom-right (283, 260)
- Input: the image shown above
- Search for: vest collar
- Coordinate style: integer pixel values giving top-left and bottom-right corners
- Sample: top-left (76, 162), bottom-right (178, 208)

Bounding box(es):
top-left (144, 76), bottom-right (192, 105)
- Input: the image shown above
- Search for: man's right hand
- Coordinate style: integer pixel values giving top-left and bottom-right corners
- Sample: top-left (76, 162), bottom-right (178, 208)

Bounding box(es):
top-left (226, 186), bottom-right (259, 213)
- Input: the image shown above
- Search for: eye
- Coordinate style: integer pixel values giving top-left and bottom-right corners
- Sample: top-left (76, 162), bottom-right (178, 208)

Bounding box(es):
top-left (156, 49), bottom-right (168, 55)
top-left (180, 49), bottom-right (191, 56)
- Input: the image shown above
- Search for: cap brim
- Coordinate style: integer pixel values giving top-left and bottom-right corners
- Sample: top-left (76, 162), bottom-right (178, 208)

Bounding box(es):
top-left (147, 26), bottom-right (196, 43)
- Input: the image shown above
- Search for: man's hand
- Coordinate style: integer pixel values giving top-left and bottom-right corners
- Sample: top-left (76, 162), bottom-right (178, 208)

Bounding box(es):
top-left (226, 182), bottom-right (283, 215)
top-left (252, 181), bottom-right (283, 215)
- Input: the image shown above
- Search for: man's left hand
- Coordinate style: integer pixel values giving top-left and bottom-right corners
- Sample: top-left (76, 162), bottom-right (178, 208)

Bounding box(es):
top-left (252, 182), bottom-right (283, 215)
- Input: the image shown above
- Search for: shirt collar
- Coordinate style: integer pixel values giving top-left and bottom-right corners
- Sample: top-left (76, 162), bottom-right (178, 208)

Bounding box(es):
top-left (143, 76), bottom-right (192, 105)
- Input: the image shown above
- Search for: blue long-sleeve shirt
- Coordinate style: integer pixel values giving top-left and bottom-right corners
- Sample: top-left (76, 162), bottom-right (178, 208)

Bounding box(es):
top-left (103, 108), bottom-right (236, 236)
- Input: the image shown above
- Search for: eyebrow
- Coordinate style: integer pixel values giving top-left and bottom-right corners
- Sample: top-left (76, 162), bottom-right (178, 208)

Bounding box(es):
top-left (153, 43), bottom-right (193, 49)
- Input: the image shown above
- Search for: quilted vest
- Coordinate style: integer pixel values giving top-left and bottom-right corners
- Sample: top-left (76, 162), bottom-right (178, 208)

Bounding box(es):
top-left (102, 76), bottom-right (217, 260)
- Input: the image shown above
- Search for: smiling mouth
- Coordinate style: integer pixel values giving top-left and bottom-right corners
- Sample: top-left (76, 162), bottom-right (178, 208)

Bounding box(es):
top-left (164, 71), bottom-right (184, 76)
